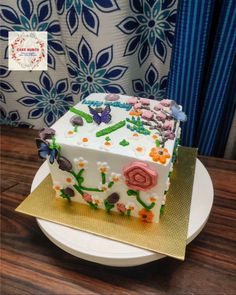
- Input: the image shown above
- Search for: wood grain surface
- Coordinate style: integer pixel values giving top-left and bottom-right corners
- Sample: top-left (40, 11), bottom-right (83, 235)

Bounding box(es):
top-left (1, 126), bottom-right (236, 295)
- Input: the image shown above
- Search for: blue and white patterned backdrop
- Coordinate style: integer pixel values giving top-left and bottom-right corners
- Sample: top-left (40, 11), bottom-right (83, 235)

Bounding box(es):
top-left (0, 0), bottom-right (177, 128)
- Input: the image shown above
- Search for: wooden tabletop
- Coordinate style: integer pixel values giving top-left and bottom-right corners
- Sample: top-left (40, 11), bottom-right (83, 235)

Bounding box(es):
top-left (1, 126), bottom-right (236, 295)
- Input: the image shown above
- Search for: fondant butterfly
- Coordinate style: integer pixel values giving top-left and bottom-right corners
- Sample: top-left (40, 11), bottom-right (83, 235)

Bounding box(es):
top-left (36, 139), bottom-right (58, 164)
top-left (88, 105), bottom-right (111, 125)
top-left (170, 101), bottom-right (187, 122)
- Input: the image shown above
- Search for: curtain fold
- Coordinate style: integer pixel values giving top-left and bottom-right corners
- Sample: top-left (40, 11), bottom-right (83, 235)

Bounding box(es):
top-left (197, 0), bottom-right (236, 156)
top-left (167, 0), bottom-right (236, 156)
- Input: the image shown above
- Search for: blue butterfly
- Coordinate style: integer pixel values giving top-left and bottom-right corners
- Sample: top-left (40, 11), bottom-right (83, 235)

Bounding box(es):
top-left (170, 101), bottom-right (187, 122)
top-left (36, 139), bottom-right (58, 164)
top-left (88, 105), bottom-right (111, 125)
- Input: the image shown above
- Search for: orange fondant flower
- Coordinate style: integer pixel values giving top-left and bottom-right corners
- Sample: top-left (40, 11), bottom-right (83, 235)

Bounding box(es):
top-left (138, 209), bottom-right (154, 223)
top-left (129, 109), bottom-right (142, 116)
top-left (149, 147), bottom-right (170, 164)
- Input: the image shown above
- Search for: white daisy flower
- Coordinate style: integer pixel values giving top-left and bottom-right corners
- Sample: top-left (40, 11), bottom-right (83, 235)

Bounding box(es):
top-left (65, 130), bottom-right (77, 138)
top-left (77, 136), bottom-right (90, 146)
top-left (92, 196), bottom-right (102, 206)
top-left (150, 133), bottom-right (159, 142)
top-left (130, 132), bottom-right (140, 140)
top-left (65, 176), bottom-right (76, 185)
top-left (162, 195), bottom-right (166, 205)
top-left (165, 179), bottom-right (170, 191)
top-left (109, 172), bottom-right (121, 182)
top-left (52, 182), bottom-right (63, 192)
top-left (74, 157), bottom-right (88, 169)
top-left (100, 139), bottom-right (113, 150)
top-left (133, 145), bottom-right (145, 156)
top-left (148, 193), bottom-right (158, 203)
top-left (125, 202), bottom-right (135, 211)
top-left (98, 182), bottom-right (109, 192)
top-left (97, 162), bottom-right (110, 174)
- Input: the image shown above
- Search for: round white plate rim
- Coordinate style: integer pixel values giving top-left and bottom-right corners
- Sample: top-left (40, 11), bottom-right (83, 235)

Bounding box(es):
top-left (33, 159), bottom-right (214, 266)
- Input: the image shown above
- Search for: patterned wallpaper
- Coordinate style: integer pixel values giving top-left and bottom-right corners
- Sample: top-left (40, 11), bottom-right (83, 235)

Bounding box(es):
top-left (0, 0), bottom-right (177, 129)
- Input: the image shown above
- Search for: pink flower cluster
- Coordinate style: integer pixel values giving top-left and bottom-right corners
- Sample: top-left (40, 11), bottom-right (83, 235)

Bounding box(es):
top-left (127, 97), bottom-right (154, 120)
top-left (154, 99), bottom-right (172, 111)
top-left (153, 99), bottom-right (175, 131)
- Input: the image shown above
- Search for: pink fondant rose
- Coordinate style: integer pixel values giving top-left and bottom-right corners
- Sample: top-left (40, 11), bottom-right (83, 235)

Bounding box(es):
top-left (123, 161), bottom-right (158, 191)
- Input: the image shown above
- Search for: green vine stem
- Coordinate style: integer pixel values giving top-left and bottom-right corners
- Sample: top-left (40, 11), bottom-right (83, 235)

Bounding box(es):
top-left (101, 172), bottom-right (106, 184)
top-left (127, 189), bottom-right (155, 211)
top-left (50, 136), bottom-right (61, 156)
top-left (60, 189), bottom-right (71, 202)
top-left (104, 200), bottom-right (114, 213)
top-left (88, 202), bottom-right (98, 210)
top-left (69, 169), bottom-right (107, 195)
top-left (80, 186), bottom-right (103, 192)
top-left (73, 184), bottom-right (84, 196)
top-left (73, 125), bottom-right (78, 132)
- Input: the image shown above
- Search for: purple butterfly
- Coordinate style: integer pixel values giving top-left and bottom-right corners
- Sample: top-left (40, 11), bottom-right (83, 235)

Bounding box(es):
top-left (88, 105), bottom-right (111, 125)
top-left (36, 138), bottom-right (58, 164)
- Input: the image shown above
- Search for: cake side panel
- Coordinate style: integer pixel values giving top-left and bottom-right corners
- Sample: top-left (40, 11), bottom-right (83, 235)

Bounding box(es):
top-left (48, 144), bottom-right (170, 223)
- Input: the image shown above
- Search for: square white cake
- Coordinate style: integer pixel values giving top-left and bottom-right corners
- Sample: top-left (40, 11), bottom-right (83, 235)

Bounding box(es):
top-left (36, 93), bottom-right (184, 223)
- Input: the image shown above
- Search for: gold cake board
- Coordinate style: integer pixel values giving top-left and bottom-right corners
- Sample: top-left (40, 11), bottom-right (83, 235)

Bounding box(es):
top-left (16, 147), bottom-right (197, 260)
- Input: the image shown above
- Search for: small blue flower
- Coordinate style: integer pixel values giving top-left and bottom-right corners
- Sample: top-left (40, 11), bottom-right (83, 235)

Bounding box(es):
top-left (117, 0), bottom-right (177, 65)
top-left (18, 72), bottom-right (73, 126)
top-left (56, 0), bottom-right (119, 36)
top-left (67, 37), bottom-right (127, 100)
top-left (0, 0), bottom-right (64, 69)
top-left (0, 106), bottom-right (34, 128)
top-left (132, 63), bottom-right (167, 100)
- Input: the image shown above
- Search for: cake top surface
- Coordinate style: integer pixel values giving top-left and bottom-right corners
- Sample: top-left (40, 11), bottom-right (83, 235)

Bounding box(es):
top-left (49, 93), bottom-right (184, 166)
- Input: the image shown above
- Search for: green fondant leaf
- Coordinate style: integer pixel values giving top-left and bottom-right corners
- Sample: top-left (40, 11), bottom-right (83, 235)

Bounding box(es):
top-left (60, 189), bottom-right (71, 202)
top-left (160, 205), bottom-right (165, 215)
top-left (96, 120), bottom-right (126, 137)
top-left (155, 139), bottom-right (161, 147)
top-left (119, 139), bottom-right (129, 146)
top-left (88, 202), bottom-right (98, 209)
top-left (104, 199), bottom-right (114, 213)
top-left (108, 181), bottom-right (114, 188)
top-left (127, 189), bottom-right (138, 196)
top-left (70, 107), bottom-right (93, 123)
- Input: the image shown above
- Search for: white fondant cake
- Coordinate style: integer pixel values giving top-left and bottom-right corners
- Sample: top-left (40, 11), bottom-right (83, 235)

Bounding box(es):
top-left (36, 93), bottom-right (185, 223)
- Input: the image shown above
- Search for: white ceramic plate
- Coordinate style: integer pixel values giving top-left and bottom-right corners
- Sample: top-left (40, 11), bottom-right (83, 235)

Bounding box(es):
top-left (33, 159), bottom-right (213, 267)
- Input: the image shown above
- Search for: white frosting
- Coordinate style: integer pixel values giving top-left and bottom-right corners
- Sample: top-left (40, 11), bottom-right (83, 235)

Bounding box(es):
top-left (51, 93), bottom-right (179, 165)
top-left (47, 93), bottom-right (182, 223)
